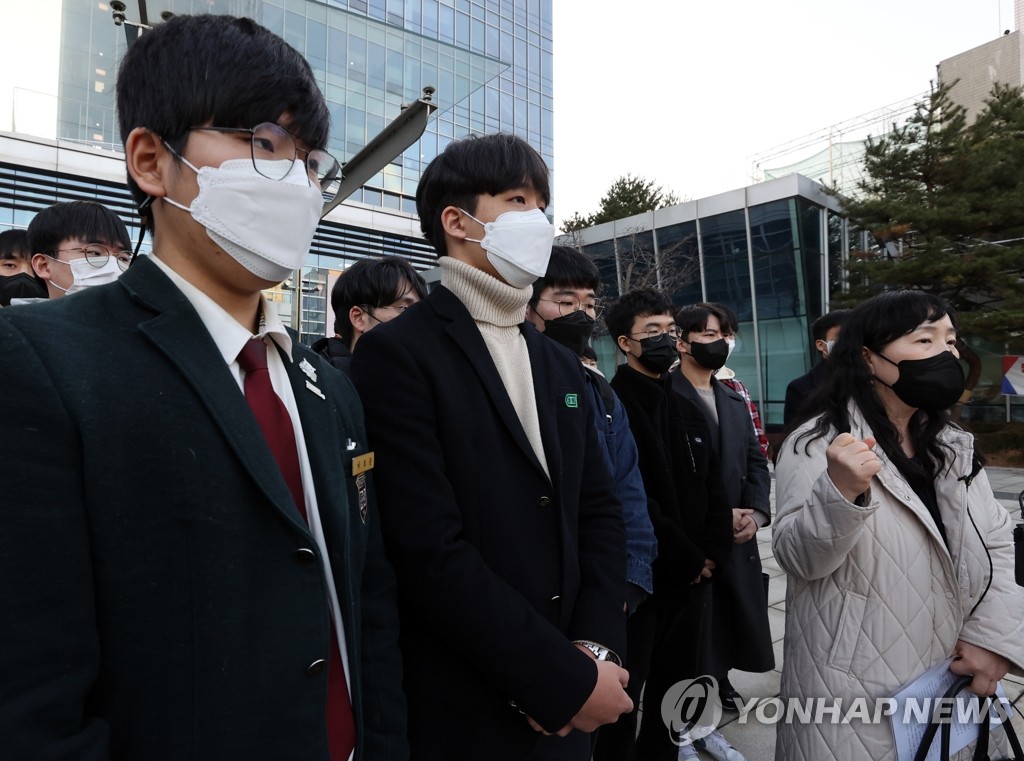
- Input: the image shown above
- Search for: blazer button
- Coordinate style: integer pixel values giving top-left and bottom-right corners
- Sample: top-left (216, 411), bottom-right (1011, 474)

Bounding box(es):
top-left (549, 595), bottom-right (561, 604)
top-left (748, 554), bottom-right (757, 562)
top-left (294, 548), bottom-right (316, 564)
top-left (537, 496), bottom-right (552, 508)
top-left (306, 659), bottom-right (327, 677)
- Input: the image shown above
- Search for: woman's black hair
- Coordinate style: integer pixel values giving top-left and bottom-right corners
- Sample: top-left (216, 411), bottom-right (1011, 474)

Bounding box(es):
top-left (786, 290), bottom-right (966, 480)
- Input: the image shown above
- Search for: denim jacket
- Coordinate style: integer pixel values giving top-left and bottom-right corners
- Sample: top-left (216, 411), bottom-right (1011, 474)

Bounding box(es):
top-left (585, 368), bottom-right (657, 604)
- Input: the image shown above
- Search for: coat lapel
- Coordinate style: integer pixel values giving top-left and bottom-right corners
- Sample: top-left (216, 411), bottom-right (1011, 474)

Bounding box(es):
top-left (282, 343), bottom-right (349, 541)
top-left (432, 287), bottom-right (550, 481)
top-left (524, 325), bottom-right (561, 486)
top-left (122, 259), bottom-right (308, 533)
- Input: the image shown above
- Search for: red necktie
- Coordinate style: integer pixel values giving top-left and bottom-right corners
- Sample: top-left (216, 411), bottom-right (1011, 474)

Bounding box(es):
top-left (236, 338), bottom-right (356, 760)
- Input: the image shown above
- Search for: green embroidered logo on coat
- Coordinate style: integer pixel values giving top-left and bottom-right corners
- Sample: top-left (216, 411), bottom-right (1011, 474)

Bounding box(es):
top-left (564, 393), bottom-right (579, 408)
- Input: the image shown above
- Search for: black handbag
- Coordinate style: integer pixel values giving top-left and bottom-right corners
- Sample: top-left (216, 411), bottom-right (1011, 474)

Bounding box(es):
top-left (912, 674), bottom-right (1024, 761)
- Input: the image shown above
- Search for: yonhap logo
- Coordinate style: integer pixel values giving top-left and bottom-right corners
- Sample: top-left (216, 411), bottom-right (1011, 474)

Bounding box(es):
top-left (661, 675), bottom-right (723, 746)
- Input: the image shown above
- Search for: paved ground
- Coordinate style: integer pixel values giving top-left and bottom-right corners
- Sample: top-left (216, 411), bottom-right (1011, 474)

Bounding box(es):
top-left (694, 466), bottom-right (1024, 761)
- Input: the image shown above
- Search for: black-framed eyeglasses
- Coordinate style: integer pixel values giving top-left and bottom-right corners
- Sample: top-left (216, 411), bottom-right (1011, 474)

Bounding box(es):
top-left (190, 122), bottom-right (342, 200)
top-left (537, 297), bottom-right (602, 319)
top-left (629, 326), bottom-right (681, 341)
top-left (46, 244), bottom-right (133, 272)
top-left (363, 304), bottom-right (410, 318)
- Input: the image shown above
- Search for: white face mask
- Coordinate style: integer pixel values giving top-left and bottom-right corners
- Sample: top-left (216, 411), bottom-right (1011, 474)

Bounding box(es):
top-left (461, 207), bottom-right (555, 288)
top-left (50, 256), bottom-right (123, 295)
top-left (165, 156), bottom-right (323, 283)
top-left (824, 339), bottom-right (836, 356)
top-left (725, 337), bottom-right (736, 359)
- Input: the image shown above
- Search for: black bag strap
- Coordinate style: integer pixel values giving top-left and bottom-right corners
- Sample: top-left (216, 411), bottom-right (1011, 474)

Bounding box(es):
top-left (912, 674), bottom-right (1024, 761)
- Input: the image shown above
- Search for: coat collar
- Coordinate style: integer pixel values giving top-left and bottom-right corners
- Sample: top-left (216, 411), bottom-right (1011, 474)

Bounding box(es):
top-left (120, 257), bottom-right (313, 533)
top-left (427, 286), bottom-right (552, 483)
top-left (611, 363), bottom-right (669, 417)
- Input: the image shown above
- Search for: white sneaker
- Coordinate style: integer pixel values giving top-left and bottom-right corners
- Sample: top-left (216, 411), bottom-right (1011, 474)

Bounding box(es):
top-left (677, 731), bottom-right (701, 760)
top-left (694, 729), bottom-right (747, 761)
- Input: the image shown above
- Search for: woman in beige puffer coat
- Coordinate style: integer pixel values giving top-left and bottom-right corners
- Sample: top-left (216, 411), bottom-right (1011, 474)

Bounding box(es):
top-left (773, 291), bottom-right (1024, 761)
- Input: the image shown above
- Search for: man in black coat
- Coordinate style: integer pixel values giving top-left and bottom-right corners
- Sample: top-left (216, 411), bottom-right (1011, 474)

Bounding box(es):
top-left (593, 289), bottom-right (733, 761)
top-left (783, 309), bottom-right (848, 425)
top-left (673, 303), bottom-right (773, 727)
top-left (0, 16), bottom-right (405, 761)
top-left (312, 255), bottom-right (428, 374)
top-left (351, 134), bottom-right (631, 761)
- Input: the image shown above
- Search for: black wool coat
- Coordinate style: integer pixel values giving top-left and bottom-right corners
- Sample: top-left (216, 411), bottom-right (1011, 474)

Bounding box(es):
top-left (351, 285), bottom-right (626, 761)
top-left (0, 257), bottom-right (407, 761)
top-left (609, 364), bottom-right (732, 597)
top-left (671, 370), bottom-right (775, 674)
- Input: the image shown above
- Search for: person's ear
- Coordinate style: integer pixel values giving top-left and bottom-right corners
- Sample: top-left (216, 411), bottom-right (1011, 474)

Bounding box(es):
top-left (349, 305), bottom-right (373, 336)
top-left (441, 206), bottom-right (469, 242)
top-left (815, 338), bottom-right (828, 356)
top-left (125, 127), bottom-right (173, 200)
top-left (862, 346), bottom-right (876, 376)
top-left (31, 253), bottom-right (52, 282)
top-left (616, 334), bottom-right (632, 354)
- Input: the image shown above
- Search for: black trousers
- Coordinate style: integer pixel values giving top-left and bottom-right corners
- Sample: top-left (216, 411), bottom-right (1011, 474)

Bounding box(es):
top-left (592, 582), bottom-right (709, 761)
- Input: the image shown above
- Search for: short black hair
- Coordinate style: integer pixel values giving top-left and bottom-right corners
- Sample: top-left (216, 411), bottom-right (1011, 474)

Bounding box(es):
top-left (415, 133), bottom-right (550, 258)
top-left (116, 14), bottom-right (330, 208)
top-left (0, 229), bottom-right (29, 261)
top-left (27, 202), bottom-right (131, 256)
top-left (604, 288), bottom-right (674, 353)
top-left (332, 256), bottom-right (428, 342)
top-left (811, 309), bottom-right (849, 342)
top-left (675, 302), bottom-right (726, 338)
top-left (530, 245), bottom-right (601, 306)
top-left (581, 346), bottom-right (598, 362)
top-left (708, 301), bottom-right (739, 334)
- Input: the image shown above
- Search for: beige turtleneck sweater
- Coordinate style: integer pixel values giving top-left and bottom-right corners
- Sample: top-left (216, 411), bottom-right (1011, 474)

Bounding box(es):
top-left (440, 257), bottom-right (550, 479)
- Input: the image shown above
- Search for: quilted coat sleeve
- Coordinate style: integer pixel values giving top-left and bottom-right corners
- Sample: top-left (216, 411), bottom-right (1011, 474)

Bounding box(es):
top-left (772, 430), bottom-right (880, 581)
top-left (956, 468), bottom-right (1024, 675)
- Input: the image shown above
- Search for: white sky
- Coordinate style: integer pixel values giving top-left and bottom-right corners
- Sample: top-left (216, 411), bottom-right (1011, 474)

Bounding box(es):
top-left (552, 0), bottom-right (1020, 229)
top-left (2, 0), bottom-right (1018, 232)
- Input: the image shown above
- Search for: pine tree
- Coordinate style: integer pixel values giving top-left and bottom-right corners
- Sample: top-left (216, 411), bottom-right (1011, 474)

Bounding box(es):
top-left (560, 174), bottom-right (679, 232)
top-left (839, 82), bottom-right (1024, 344)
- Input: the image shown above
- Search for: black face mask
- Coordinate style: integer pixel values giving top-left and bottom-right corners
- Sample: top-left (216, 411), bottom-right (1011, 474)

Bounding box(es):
top-left (543, 310), bottom-right (595, 357)
top-left (878, 351), bottom-right (966, 411)
top-left (636, 333), bottom-right (678, 375)
top-left (688, 337), bottom-right (730, 371)
top-left (0, 272), bottom-right (47, 306)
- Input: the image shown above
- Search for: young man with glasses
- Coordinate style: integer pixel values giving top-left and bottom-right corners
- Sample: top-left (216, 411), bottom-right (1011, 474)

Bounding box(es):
top-left (527, 246), bottom-right (657, 620)
top-left (313, 255), bottom-right (428, 374)
top-left (594, 288), bottom-right (733, 761)
top-left (0, 229), bottom-right (46, 306)
top-left (351, 135), bottom-right (631, 760)
top-left (0, 14), bottom-right (405, 761)
top-left (27, 200), bottom-right (132, 299)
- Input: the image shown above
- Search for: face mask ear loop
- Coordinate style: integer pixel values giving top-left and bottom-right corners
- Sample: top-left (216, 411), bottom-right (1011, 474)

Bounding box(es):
top-left (130, 196), bottom-right (153, 266)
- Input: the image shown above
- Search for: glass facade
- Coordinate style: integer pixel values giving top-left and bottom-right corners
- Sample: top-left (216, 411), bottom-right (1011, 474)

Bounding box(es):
top-left (2, 0), bottom-right (554, 340)
top-left (57, 0), bottom-right (552, 215)
top-left (572, 176), bottom-right (847, 430)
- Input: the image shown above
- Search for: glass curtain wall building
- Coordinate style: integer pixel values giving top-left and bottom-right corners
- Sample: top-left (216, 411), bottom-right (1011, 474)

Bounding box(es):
top-left (1, 0), bottom-right (554, 343)
top-left (566, 174), bottom-right (849, 430)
